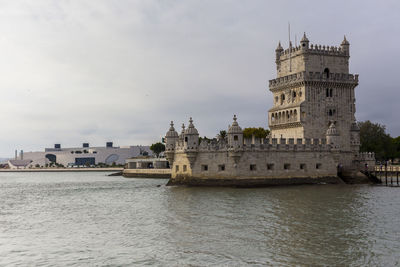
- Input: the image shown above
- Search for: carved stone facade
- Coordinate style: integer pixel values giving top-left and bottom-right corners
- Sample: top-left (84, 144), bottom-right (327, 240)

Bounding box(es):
top-left (164, 34), bottom-right (373, 186)
top-left (269, 34), bottom-right (358, 152)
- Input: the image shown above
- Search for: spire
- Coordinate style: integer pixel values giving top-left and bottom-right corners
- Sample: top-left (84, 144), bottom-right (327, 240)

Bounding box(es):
top-left (166, 120), bottom-right (178, 138)
top-left (300, 32), bottom-right (309, 42)
top-left (181, 123), bottom-right (185, 134)
top-left (276, 41), bottom-right (283, 51)
top-left (188, 117), bottom-right (194, 128)
top-left (232, 114), bottom-right (238, 126)
top-left (341, 35), bottom-right (349, 45)
top-left (169, 121), bottom-right (175, 131)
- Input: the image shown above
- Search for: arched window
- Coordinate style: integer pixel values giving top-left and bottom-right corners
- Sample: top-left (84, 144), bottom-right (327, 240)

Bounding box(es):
top-left (280, 94), bottom-right (285, 105)
top-left (329, 109), bottom-right (333, 116)
top-left (326, 88), bottom-right (329, 97)
top-left (324, 68), bottom-right (330, 78)
top-left (330, 89), bottom-right (333, 97)
top-left (184, 137), bottom-right (188, 142)
top-left (292, 91), bottom-right (296, 98)
top-left (234, 135), bottom-right (238, 141)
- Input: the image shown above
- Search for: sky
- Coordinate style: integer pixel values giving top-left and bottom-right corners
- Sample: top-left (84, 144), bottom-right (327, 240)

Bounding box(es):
top-left (0, 0), bottom-right (399, 157)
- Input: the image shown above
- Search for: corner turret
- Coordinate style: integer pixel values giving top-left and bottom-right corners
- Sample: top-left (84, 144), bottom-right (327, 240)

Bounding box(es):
top-left (300, 32), bottom-right (309, 50)
top-left (165, 121), bottom-right (179, 165)
top-left (350, 121), bottom-right (360, 153)
top-left (326, 122), bottom-right (340, 150)
top-left (184, 117), bottom-right (199, 150)
top-left (227, 115), bottom-right (243, 149)
top-left (340, 35), bottom-right (350, 55)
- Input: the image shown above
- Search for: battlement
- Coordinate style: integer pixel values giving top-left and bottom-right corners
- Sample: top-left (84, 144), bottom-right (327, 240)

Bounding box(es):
top-left (359, 152), bottom-right (375, 161)
top-left (269, 71), bottom-right (358, 90)
top-left (173, 136), bottom-right (335, 153)
top-left (279, 43), bottom-right (348, 61)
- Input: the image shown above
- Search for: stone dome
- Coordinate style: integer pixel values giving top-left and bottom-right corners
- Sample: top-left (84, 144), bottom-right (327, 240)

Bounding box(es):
top-left (300, 32), bottom-right (309, 43)
top-left (184, 117), bottom-right (199, 135)
top-left (326, 122), bottom-right (339, 136)
top-left (166, 121), bottom-right (178, 138)
top-left (228, 115), bottom-right (243, 134)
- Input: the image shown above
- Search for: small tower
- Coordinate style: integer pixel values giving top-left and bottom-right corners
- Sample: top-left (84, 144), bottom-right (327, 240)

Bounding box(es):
top-left (184, 117), bottom-right (199, 150)
top-left (326, 122), bottom-right (340, 150)
top-left (350, 121), bottom-right (360, 153)
top-left (341, 35), bottom-right (350, 55)
top-left (227, 115), bottom-right (243, 149)
top-left (300, 32), bottom-right (309, 50)
top-left (275, 41), bottom-right (283, 73)
top-left (165, 121), bottom-right (179, 166)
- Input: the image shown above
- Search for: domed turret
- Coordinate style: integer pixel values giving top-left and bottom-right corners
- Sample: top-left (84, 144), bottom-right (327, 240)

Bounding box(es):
top-left (228, 115), bottom-right (243, 149)
top-left (300, 32), bottom-right (309, 50)
top-left (165, 121), bottom-right (179, 166)
top-left (340, 35), bottom-right (350, 55)
top-left (184, 117), bottom-right (199, 135)
top-left (166, 121), bottom-right (178, 138)
top-left (183, 117), bottom-right (199, 150)
top-left (275, 41), bottom-right (283, 52)
top-left (350, 121), bottom-right (360, 152)
top-left (326, 122), bottom-right (340, 149)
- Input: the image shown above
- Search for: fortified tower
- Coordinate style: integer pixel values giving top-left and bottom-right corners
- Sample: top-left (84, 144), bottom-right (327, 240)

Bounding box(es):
top-left (268, 34), bottom-right (358, 151)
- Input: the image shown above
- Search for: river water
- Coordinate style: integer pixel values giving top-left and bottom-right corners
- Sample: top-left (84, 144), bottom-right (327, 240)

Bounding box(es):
top-left (0, 172), bottom-right (399, 266)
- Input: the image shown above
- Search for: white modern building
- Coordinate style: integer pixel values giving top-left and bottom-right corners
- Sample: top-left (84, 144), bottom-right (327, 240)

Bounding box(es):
top-left (17, 142), bottom-right (152, 168)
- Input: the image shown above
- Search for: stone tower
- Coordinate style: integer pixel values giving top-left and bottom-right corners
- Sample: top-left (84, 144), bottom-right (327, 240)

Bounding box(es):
top-left (268, 34), bottom-right (359, 151)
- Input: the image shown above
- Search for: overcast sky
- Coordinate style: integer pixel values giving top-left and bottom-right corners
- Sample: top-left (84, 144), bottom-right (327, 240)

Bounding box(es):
top-left (0, 0), bottom-right (399, 157)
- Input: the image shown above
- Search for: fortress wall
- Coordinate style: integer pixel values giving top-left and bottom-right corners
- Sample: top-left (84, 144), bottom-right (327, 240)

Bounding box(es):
top-left (171, 148), bottom-right (338, 183)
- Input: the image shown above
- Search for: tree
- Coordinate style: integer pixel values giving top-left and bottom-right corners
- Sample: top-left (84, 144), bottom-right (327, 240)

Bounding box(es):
top-left (150, 142), bottom-right (165, 157)
top-left (243, 127), bottom-right (270, 139)
top-left (358, 120), bottom-right (395, 160)
top-left (392, 136), bottom-right (400, 159)
top-left (218, 130), bottom-right (227, 139)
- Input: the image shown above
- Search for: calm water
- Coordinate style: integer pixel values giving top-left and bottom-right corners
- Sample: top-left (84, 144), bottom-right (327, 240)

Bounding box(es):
top-left (0, 172), bottom-right (399, 266)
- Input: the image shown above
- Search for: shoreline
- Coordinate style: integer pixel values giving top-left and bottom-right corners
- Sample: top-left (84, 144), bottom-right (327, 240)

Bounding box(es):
top-left (0, 168), bottom-right (123, 172)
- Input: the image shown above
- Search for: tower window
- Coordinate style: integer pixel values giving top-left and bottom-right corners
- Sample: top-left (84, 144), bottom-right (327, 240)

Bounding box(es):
top-left (292, 91), bottom-right (296, 98)
top-left (326, 88), bottom-right (329, 97)
top-left (324, 68), bottom-right (330, 78)
top-left (284, 163), bottom-right (290, 170)
top-left (280, 94), bottom-right (285, 105)
top-left (184, 137), bottom-right (188, 142)
top-left (330, 89), bottom-right (333, 97)
top-left (250, 164), bottom-right (257, 171)
top-left (201, 165), bottom-right (208, 171)
top-left (234, 135), bottom-right (238, 141)
top-left (218, 164), bottom-right (225, 171)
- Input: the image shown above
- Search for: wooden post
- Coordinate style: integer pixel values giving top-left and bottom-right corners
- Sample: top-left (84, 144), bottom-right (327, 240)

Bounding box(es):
top-left (385, 167), bottom-right (388, 185)
top-left (397, 171), bottom-right (399, 186)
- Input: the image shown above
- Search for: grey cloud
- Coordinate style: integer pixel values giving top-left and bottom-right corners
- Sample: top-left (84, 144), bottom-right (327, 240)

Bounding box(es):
top-left (0, 0), bottom-right (399, 156)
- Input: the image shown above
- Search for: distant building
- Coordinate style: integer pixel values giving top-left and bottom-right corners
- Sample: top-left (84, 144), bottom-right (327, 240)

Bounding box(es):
top-left (19, 142), bottom-right (151, 167)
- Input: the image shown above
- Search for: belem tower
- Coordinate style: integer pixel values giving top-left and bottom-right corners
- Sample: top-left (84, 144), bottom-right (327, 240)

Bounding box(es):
top-left (164, 34), bottom-right (375, 186)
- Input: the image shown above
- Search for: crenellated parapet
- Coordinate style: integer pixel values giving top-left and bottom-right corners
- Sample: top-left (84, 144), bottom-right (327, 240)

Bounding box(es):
top-left (359, 152), bottom-right (375, 161)
top-left (269, 71), bottom-right (358, 91)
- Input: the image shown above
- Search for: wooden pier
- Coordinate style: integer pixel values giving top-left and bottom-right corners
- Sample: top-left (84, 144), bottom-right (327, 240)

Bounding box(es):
top-left (364, 166), bottom-right (400, 187)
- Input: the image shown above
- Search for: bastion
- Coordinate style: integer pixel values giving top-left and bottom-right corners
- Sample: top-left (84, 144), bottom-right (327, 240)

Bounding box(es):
top-left (164, 34), bottom-right (374, 186)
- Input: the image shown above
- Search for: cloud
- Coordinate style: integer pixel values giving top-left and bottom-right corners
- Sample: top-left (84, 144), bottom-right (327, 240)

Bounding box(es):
top-left (0, 0), bottom-right (399, 156)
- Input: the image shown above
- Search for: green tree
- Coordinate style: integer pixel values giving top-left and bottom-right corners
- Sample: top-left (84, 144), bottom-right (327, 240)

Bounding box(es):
top-left (243, 127), bottom-right (270, 139)
top-left (358, 120), bottom-right (395, 160)
top-left (392, 136), bottom-right (400, 159)
top-left (150, 142), bottom-right (166, 157)
top-left (218, 130), bottom-right (227, 139)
